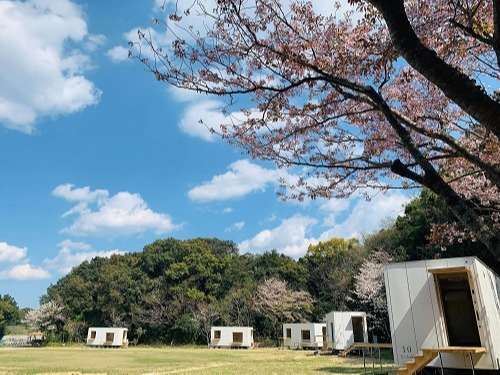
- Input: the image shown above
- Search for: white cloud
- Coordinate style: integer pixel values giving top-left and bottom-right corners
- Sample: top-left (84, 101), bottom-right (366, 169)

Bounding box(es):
top-left (108, 26), bottom-right (171, 64)
top-left (178, 100), bottom-right (225, 142)
top-left (0, 264), bottom-right (50, 280)
top-left (239, 215), bottom-right (318, 258)
top-left (0, 0), bottom-right (101, 133)
top-left (238, 190), bottom-right (410, 258)
top-left (320, 198), bottom-right (351, 214)
top-left (0, 241), bottom-right (50, 280)
top-left (0, 239), bottom-right (125, 280)
top-left (0, 242), bottom-right (27, 263)
top-left (168, 86), bottom-right (207, 103)
top-left (320, 191), bottom-right (411, 239)
top-left (320, 198), bottom-right (352, 227)
top-left (53, 183), bottom-right (179, 236)
top-left (84, 34), bottom-right (106, 52)
top-left (222, 207), bottom-right (233, 214)
top-left (52, 183), bottom-right (109, 203)
top-left (57, 239), bottom-right (91, 251)
top-left (43, 240), bottom-right (125, 274)
top-left (225, 221), bottom-right (245, 233)
top-left (106, 46), bottom-right (129, 63)
top-left (177, 99), bottom-right (270, 142)
top-left (188, 159), bottom-right (286, 202)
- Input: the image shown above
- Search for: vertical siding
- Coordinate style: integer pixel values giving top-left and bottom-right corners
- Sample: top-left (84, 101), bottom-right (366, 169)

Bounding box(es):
top-left (405, 261), bottom-right (440, 350)
top-left (471, 259), bottom-right (498, 369)
top-left (385, 263), bottom-right (418, 364)
top-left (384, 265), bottom-right (399, 364)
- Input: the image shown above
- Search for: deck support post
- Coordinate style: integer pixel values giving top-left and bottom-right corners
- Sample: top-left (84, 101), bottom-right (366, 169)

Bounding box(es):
top-left (379, 347), bottom-right (382, 371)
top-left (363, 348), bottom-right (366, 374)
top-left (468, 352), bottom-right (475, 375)
top-left (438, 351), bottom-right (444, 375)
top-left (371, 346), bottom-right (375, 372)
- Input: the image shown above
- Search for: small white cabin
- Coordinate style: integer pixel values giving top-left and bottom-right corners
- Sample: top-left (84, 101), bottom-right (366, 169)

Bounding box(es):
top-left (86, 327), bottom-right (128, 348)
top-left (385, 257), bottom-right (500, 373)
top-left (282, 322), bottom-right (326, 349)
top-left (210, 326), bottom-right (254, 349)
top-left (324, 311), bottom-right (368, 350)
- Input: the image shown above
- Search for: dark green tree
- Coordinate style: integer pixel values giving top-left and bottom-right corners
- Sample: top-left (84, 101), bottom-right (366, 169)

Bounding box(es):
top-left (300, 238), bottom-right (366, 319)
top-left (0, 295), bottom-right (20, 338)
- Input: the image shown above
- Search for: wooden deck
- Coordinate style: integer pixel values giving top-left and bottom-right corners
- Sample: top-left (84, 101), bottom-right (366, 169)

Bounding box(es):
top-left (422, 346), bottom-right (486, 354)
top-left (398, 347), bottom-right (487, 375)
top-left (339, 342), bottom-right (392, 357)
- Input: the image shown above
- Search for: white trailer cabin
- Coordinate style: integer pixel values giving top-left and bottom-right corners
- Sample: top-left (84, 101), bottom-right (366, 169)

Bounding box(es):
top-left (210, 326), bottom-right (254, 349)
top-left (324, 311), bottom-right (368, 351)
top-left (86, 327), bottom-right (128, 348)
top-left (385, 257), bottom-right (500, 374)
top-left (282, 323), bottom-right (326, 349)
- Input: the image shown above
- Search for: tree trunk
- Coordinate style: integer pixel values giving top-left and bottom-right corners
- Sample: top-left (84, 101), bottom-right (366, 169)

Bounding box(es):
top-left (370, 0), bottom-right (500, 139)
top-left (493, 0), bottom-right (500, 67)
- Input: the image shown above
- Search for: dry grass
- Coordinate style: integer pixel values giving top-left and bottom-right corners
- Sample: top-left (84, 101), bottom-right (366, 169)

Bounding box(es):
top-left (0, 346), bottom-right (394, 375)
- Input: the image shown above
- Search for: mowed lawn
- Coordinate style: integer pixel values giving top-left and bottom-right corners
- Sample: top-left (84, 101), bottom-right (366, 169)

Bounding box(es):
top-left (0, 346), bottom-right (394, 375)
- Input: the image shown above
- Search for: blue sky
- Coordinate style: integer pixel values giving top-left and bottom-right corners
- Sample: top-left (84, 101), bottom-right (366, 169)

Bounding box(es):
top-left (0, 0), bottom-right (411, 307)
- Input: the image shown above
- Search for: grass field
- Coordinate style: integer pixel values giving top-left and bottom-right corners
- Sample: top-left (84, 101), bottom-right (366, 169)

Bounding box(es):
top-left (0, 346), bottom-right (395, 374)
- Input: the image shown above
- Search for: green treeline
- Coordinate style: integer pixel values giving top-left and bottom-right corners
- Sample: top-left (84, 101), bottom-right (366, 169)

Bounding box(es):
top-left (15, 191), bottom-right (498, 345)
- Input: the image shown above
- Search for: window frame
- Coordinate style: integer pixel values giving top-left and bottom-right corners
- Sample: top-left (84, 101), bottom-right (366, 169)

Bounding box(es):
top-left (301, 329), bottom-right (311, 341)
top-left (105, 332), bottom-right (114, 343)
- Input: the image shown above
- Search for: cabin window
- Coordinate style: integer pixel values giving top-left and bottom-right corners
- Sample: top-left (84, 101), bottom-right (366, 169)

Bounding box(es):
top-left (214, 330), bottom-right (221, 339)
top-left (233, 332), bottom-right (243, 343)
top-left (90, 331), bottom-right (96, 340)
top-left (301, 330), bottom-right (311, 341)
top-left (106, 332), bottom-right (114, 343)
top-left (286, 328), bottom-right (291, 338)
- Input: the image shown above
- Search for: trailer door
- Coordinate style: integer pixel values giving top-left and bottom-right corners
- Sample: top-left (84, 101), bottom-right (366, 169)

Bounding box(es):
top-left (352, 317), bottom-right (364, 343)
top-left (437, 273), bottom-right (481, 346)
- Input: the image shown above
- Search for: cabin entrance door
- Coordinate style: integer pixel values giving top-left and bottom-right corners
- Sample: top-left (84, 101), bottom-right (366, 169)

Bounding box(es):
top-left (352, 317), bottom-right (364, 343)
top-left (436, 272), bottom-right (481, 347)
top-left (232, 332), bottom-right (243, 344)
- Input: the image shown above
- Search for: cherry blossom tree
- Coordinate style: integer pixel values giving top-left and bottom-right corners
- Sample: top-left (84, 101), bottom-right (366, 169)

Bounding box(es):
top-left (134, 0), bottom-right (500, 256)
top-left (24, 301), bottom-right (66, 334)
top-left (354, 250), bottom-right (392, 338)
top-left (253, 278), bottom-right (313, 339)
top-left (191, 300), bottom-right (220, 346)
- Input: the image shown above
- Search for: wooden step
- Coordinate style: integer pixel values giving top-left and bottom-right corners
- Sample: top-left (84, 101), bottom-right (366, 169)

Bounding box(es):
top-left (398, 351), bottom-right (438, 375)
top-left (398, 347), bottom-right (488, 375)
